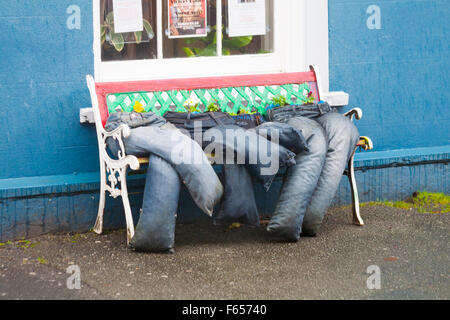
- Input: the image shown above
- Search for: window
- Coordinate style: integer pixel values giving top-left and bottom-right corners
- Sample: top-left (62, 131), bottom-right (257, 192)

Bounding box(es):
top-left (93, 0), bottom-right (329, 90)
top-left (100, 0), bottom-right (158, 61)
top-left (161, 0), bottom-right (274, 58)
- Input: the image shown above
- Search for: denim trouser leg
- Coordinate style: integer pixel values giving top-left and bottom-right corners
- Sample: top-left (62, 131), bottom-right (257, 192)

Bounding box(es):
top-left (203, 125), bottom-right (296, 191)
top-left (267, 117), bottom-right (327, 241)
top-left (129, 154), bottom-right (181, 252)
top-left (301, 112), bottom-right (360, 236)
top-left (214, 164), bottom-right (260, 227)
top-left (119, 126), bottom-right (223, 216)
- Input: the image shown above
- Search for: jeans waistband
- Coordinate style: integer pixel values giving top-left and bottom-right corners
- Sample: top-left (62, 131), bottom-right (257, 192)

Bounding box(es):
top-left (267, 102), bottom-right (336, 123)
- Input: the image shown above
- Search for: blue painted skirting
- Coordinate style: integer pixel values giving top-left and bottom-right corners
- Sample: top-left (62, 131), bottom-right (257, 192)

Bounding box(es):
top-left (1, 146), bottom-right (449, 241)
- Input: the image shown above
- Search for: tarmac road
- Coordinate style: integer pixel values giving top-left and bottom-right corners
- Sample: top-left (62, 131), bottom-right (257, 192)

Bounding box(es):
top-left (0, 205), bottom-right (448, 300)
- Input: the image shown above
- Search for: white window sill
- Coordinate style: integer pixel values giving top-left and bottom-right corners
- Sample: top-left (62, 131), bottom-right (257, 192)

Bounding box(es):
top-left (321, 91), bottom-right (350, 107)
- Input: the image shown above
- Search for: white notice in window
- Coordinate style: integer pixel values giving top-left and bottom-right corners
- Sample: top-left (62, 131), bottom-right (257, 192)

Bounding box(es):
top-left (113, 0), bottom-right (144, 33)
top-left (228, 0), bottom-right (266, 37)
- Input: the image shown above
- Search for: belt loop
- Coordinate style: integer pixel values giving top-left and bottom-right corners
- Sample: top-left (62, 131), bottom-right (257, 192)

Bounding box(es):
top-left (186, 111), bottom-right (192, 125)
top-left (318, 104), bottom-right (324, 115)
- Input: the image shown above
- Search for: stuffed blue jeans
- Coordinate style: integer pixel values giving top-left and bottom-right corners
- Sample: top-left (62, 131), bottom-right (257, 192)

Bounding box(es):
top-left (130, 154), bottom-right (180, 252)
top-left (107, 124), bottom-right (223, 252)
top-left (267, 112), bottom-right (360, 241)
top-left (108, 125), bottom-right (223, 217)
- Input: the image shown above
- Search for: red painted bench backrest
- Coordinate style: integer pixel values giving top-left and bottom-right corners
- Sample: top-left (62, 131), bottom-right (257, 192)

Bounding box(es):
top-left (94, 70), bottom-right (319, 127)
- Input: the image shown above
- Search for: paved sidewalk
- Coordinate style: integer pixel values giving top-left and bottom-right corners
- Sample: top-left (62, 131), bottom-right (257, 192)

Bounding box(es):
top-left (0, 205), bottom-right (449, 300)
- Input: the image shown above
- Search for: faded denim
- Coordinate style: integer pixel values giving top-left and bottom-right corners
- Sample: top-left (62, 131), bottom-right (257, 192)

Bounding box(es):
top-left (107, 124), bottom-right (223, 217)
top-left (203, 125), bottom-right (296, 192)
top-left (267, 112), bottom-right (360, 241)
top-left (105, 111), bottom-right (167, 131)
top-left (129, 154), bottom-right (180, 252)
top-left (266, 102), bottom-right (337, 123)
top-left (213, 164), bottom-right (260, 227)
top-left (253, 122), bottom-right (309, 154)
top-left (212, 122), bottom-right (309, 227)
top-left (301, 112), bottom-right (360, 236)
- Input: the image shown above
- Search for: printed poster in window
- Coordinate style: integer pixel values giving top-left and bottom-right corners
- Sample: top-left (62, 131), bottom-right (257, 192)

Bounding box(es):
top-left (168, 0), bottom-right (207, 38)
top-left (112, 0), bottom-right (144, 34)
top-left (228, 0), bottom-right (266, 37)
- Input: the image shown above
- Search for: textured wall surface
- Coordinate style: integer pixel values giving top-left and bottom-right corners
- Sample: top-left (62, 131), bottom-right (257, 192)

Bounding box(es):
top-left (329, 0), bottom-right (449, 151)
top-left (0, 0), bottom-right (97, 180)
top-left (0, 1), bottom-right (448, 240)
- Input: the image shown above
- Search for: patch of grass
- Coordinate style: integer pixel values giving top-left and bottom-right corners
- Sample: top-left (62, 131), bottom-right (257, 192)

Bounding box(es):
top-left (392, 201), bottom-right (413, 210)
top-left (0, 239), bottom-right (38, 249)
top-left (66, 233), bottom-right (88, 243)
top-left (412, 191), bottom-right (449, 214)
top-left (359, 191), bottom-right (449, 214)
top-left (16, 239), bottom-right (39, 249)
top-left (360, 201), bottom-right (413, 210)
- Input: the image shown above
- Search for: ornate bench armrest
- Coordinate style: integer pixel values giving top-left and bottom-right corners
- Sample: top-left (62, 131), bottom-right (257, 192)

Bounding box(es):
top-left (344, 108), bottom-right (363, 121)
top-left (100, 124), bottom-right (140, 171)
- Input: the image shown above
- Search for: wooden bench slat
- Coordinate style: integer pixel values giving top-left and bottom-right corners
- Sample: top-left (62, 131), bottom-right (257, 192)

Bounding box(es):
top-left (137, 154), bottom-right (215, 166)
top-left (138, 157), bottom-right (149, 165)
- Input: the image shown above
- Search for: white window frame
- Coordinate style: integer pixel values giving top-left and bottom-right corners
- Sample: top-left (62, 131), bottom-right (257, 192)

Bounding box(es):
top-left (93, 0), bottom-right (329, 91)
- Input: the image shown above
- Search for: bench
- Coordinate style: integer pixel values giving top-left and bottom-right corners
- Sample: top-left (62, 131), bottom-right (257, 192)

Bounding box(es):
top-left (86, 65), bottom-right (373, 244)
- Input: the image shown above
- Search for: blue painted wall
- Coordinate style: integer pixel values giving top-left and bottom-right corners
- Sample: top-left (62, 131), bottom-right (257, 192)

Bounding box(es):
top-left (0, 0), bottom-right (97, 180)
top-left (0, 0), bottom-right (448, 240)
top-left (1, 0), bottom-right (448, 179)
top-left (329, 0), bottom-right (450, 151)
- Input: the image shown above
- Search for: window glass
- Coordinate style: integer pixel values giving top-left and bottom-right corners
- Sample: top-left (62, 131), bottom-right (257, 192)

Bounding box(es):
top-left (222, 0), bottom-right (274, 56)
top-left (100, 0), bottom-right (158, 61)
top-left (100, 0), bottom-right (273, 61)
top-left (164, 0), bottom-right (273, 58)
top-left (163, 0), bottom-right (217, 58)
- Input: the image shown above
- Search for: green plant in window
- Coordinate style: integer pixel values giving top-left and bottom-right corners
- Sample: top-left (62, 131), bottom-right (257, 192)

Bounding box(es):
top-left (271, 94), bottom-right (288, 107)
top-left (101, 11), bottom-right (155, 52)
top-left (182, 25), bottom-right (253, 57)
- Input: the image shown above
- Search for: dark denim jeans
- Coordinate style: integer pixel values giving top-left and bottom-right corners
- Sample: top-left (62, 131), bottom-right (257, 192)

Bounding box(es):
top-left (214, 164), bottom-right (260, 227)
top-left (266, 102), bottom-right (337, 123)
top-left (267, 112), bottom-right (360, 241)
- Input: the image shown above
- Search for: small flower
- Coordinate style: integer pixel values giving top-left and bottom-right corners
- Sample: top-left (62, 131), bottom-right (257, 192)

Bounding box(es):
top-left (133, 101), bottom-right (145, 113)
top-left (184, 98), bottom-right (200, 107)
top-left (184, 97), bottom-right (200, 112)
